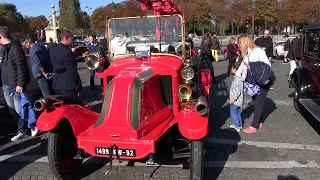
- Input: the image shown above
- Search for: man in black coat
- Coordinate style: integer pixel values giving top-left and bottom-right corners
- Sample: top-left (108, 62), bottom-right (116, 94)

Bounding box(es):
top-left (287, 33), bottom-right (303, 77)
top-left (254, 29), bottom-right (273, 61)
top-left (50, 30), bottom-right (81, 98)
top-left (0, 27), bottom-right (32, 141)
top-left (283, 35), bottom-right (291, 63)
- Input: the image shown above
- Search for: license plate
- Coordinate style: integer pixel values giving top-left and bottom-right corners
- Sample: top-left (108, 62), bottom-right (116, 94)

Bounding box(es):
top-left (95, 147), bottom-right (136, 157)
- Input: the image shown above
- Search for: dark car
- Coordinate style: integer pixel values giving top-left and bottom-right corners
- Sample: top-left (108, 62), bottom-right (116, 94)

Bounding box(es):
top-left (290, 22), bottom-right (320, 122)
top-left (72, 41), bottom-right (88, 62)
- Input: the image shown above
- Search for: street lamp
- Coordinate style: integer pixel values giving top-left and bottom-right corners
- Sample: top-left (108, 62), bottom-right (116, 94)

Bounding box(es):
top-left (111, 1), bottom-right (116, 18)
top-left (251, 0), bottom-right (256, 39)
top-left (51, 5), bottom-right (58, 43)
top-left (85, 6), bottom-right (92, 16)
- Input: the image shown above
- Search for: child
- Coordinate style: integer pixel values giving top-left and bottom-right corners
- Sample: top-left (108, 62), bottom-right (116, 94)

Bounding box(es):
top-left (229, 61), bottom-right (244, 132)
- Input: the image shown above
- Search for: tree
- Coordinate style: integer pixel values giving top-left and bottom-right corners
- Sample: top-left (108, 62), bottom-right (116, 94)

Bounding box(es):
top-left (58, 0), bottom-right (83, 29)
top-left (79, 11), bottom-right (90, 29)
top-left (0, 3), bottom-right (28, 32)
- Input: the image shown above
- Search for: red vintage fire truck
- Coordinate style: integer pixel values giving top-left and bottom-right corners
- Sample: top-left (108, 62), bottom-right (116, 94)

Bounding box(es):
top-left (34, 1), bottom-right (212, 179)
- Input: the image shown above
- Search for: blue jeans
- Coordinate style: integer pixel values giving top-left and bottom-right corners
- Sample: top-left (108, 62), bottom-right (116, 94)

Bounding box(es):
top-left (230, 104), bottom-right (242, 128)
top-left (2, 84), bottom-right (28, 134)
top-left (37, 77), bottom-right (53, 98)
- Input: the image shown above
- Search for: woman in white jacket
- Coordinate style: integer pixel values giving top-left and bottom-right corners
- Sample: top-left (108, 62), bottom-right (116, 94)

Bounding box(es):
top-left (236, 34), bottom-right (272, 134)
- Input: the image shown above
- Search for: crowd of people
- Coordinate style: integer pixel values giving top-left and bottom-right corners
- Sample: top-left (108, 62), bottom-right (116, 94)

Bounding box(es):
top-left (199, 29), bottom-right (302, 134)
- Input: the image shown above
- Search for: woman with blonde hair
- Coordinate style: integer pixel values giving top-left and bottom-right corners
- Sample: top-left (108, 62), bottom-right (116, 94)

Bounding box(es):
top-left (235, 34), bottom-right (273, 134)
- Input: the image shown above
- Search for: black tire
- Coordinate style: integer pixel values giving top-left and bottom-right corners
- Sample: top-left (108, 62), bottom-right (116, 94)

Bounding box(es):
top-left (190, 140), bottom-right (204, 180)
top-left (276, 51), bottom-right (280, 60)
top-left (293, 82), bottom-right (305, 113)
top-left (48, 121), bottom-right (83, 180)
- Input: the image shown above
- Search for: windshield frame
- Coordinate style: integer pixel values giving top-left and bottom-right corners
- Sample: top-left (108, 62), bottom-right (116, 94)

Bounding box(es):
top-left (107, 14), bottom-right (185, 61)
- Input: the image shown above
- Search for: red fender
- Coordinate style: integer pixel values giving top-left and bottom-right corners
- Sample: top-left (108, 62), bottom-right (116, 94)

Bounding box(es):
top-left (36, 105), bottom-right (99, 136)
top-left (176, 109), bottom-right (208, 140)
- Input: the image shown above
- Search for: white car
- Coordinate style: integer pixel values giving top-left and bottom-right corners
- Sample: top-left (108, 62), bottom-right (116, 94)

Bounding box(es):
top-left (273, 41), bottom-right (285, 60)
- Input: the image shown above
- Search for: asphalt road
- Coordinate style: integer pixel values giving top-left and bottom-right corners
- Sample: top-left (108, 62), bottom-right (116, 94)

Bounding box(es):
top-left (0, 56), bottom-right (320, 180)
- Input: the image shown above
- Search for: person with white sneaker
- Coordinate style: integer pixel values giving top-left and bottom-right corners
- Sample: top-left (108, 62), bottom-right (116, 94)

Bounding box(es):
top-left (0, 27), bottom-right (34, 141)
top-left (229, 61), bottom-right (244, 132)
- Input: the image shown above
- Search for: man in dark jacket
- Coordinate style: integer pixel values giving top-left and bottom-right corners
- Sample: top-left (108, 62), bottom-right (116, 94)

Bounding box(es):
top-left (254, 29), bottom-right (273, 61)
top-left (25, 35), bottom-right (53, 98)
top-left (0, 27), bottom-right (32, 141)
top-left (287, 33), bottom-right (303, 77)
top-left (283, 35), bottom-right (291, 63)
top-left (96, 30), bottom-right (111, 86)
top-left (210, 34), bottom-right (220, 62)
top-left (46, 38), bottom-right (57, 49)
top-left (50, 30), bottom-right (81, 98)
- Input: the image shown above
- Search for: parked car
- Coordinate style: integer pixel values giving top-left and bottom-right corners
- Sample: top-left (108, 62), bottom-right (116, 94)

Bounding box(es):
top-left (289, 22), bottom-right (320, 122)
top-left (273, 41), bottom-right (285, 60)
top-left (72, 41), bottom-right (88, 62)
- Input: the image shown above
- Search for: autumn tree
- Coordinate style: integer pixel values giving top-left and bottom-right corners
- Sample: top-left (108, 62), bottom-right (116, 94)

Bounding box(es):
top-left (58, 0), bottom-right (83, 29)
top-left (25, 15), bottom-right (49, 33)
top-left (90, 0), bottom-right (146, 30)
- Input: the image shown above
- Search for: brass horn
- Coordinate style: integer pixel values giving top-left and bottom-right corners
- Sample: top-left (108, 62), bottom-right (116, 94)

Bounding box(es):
top-left (195, 96), bottom-right (208, 115)
top-left (177, 84), bottom-right (192, 100)
top-left (85, 52), bottom-right (105, 70)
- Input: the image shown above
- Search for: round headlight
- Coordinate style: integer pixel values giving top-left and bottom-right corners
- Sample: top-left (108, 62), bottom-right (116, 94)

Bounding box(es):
top-left (181, 66), bottom-right (195, 80)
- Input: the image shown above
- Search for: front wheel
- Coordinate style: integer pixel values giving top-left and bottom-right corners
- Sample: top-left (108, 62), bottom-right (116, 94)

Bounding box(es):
top-left (190, 140), bottom-right (204, 180)
top-left (48, 122), bottom-right (83, 180)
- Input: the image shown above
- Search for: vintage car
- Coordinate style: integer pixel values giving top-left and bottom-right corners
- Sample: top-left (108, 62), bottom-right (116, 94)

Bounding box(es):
top-left (34, 7), bottom-right (211, 180)
top-left (273, 40), bottom-right (285, 60)
top-left (289, 22), bottom-right (320, 122)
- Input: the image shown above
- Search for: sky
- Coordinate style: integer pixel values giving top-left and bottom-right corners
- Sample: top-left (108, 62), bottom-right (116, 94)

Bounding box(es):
top-left (2, 0), bottom-right (122, 18)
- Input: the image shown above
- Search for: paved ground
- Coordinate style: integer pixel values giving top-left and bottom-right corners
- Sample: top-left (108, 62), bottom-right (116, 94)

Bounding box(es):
top-left (0, 56), bottom-right (320, 180)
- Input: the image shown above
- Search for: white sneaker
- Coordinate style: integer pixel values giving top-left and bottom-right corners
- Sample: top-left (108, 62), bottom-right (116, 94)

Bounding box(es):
top-left (11, 133), bottom-right (27, 141)
top-left (229, 124), bottom-right (243, 132)
top-left (31, 127), bottom-right (39, 137)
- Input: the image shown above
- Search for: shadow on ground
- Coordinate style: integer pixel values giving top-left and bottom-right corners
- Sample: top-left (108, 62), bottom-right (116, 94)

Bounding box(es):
top-left (203, 73), bottom-right (240, 180)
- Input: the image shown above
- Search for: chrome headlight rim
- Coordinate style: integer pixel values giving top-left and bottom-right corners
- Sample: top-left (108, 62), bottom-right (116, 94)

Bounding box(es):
top-left (181, 66), bottom-right (195, 80)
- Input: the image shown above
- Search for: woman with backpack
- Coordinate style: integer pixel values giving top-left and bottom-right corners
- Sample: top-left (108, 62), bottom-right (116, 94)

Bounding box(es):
top-left (235, 34), bottom-right (274, 134)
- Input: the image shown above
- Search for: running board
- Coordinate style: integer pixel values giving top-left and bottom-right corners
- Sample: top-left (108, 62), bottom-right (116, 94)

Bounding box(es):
top-left (299, 99), bottom-right (320, 122)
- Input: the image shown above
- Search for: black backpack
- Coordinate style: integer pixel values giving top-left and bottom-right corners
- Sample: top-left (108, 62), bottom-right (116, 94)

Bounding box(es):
top-left (246, 61), bottom-right (276, 87)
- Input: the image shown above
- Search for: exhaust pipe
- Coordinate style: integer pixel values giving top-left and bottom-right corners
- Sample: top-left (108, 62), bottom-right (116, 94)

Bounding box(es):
top-left (34, 98), bottom-right (50, 112)
top-left (195, 96), bottom-right (208, 115)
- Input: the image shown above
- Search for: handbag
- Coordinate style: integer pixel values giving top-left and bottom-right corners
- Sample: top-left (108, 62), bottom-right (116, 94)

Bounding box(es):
top-left (243, 56), bottom-right (260, 96)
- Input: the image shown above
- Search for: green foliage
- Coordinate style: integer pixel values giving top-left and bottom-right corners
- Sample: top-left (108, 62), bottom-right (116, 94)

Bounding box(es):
top-left (0, 3), bottom-right (28, 32)
top-left (58, 0), bottom-right (83, 29)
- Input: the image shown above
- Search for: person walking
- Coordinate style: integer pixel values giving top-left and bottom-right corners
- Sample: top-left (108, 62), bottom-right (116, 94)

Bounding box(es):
top-left (229, 61), bottom-right (244, 132)
top-left (25, 35), bottom-right (53, 98)
top-left (0, 27), bottom-right (35, 141)
top-left (50, 30), bottom-right (82, 98)
top-left (235, 34), bottom-right (273, 134)
top-left (226, 37), bottom-right (239, 76)
top-left (83, 34), bottom-right (99, 90)
top-left (287, 33), bottom-right (303, 79)
top-left (211, 34), bottom-right (220, 62)
top-left (254, 29), bottom-right (273, 61)
top-left (46, 37), bottom-right (57, 50)
top-left (283, 35), bottom-right (291, 64)
top-left (200, 33), bottom-right (217, 84)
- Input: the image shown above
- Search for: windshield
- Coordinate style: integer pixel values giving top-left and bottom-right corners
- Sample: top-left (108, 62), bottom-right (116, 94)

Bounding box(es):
top-left (108, 14), bottom-right (184, 60)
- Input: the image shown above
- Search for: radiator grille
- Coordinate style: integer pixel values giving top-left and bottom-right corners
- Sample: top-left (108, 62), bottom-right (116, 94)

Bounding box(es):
top-left (159, 75), bottom-right (173, 106)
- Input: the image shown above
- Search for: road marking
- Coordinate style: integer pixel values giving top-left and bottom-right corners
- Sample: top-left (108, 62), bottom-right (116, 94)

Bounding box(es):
top-left (205, 138), bottom-right (320, 151)
top-left (0, 155), bottom-right (319, 168)
top-left (204, 160), bottom-right (320, 168)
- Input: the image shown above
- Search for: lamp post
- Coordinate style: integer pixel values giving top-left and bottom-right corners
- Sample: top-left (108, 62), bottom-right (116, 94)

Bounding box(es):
top-left (85, 6), bottom-right (92, 16)
top-left (251, 0), bottom-right (256, 40)
top-left (111, 1), bottom-right (116, 18)
top-left (51, 5), bottom-right (58, 43)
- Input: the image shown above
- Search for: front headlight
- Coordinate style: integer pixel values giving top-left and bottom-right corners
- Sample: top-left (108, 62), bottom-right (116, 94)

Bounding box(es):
top-left (181, 66), bottom-right (195, 80)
